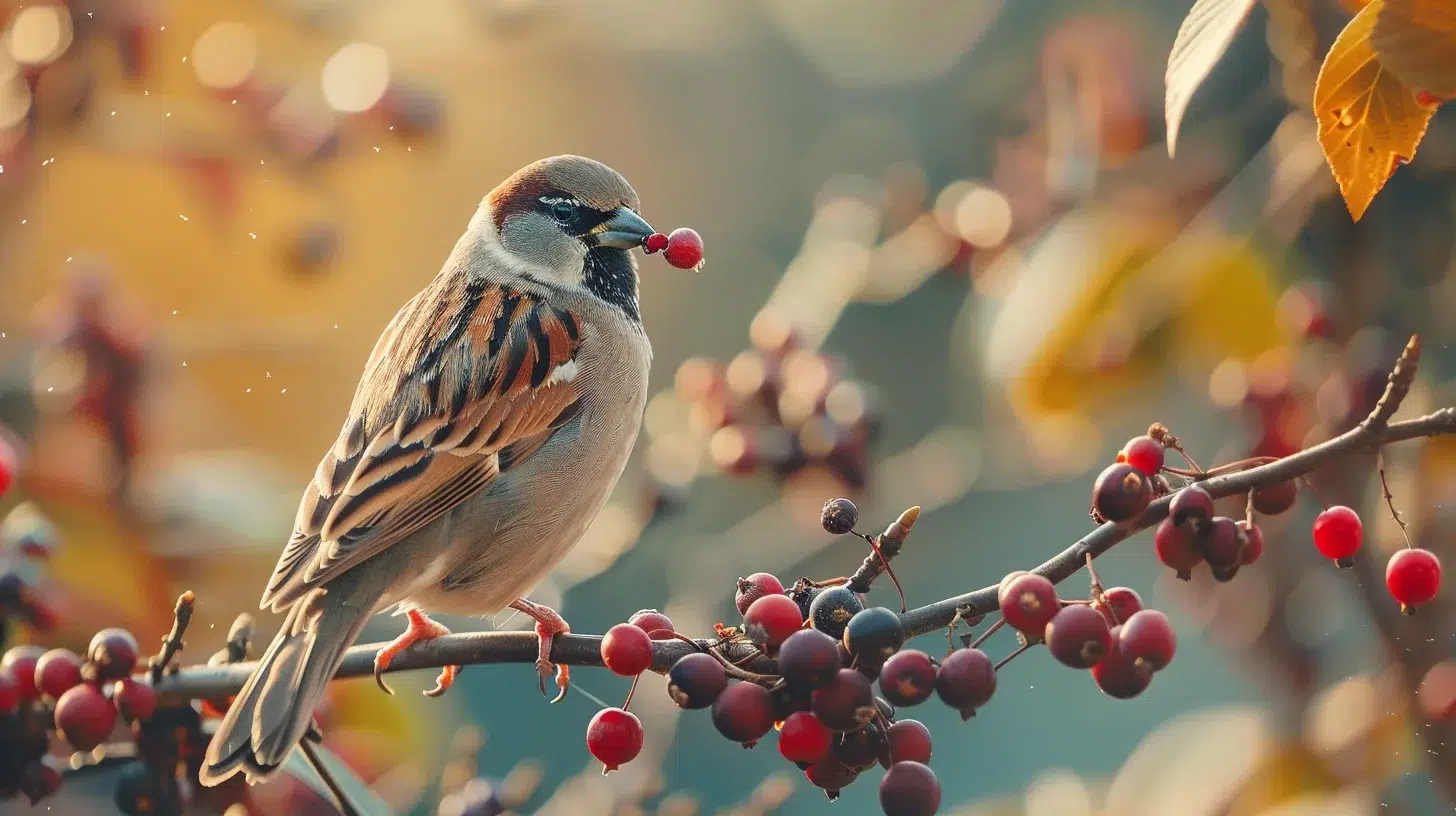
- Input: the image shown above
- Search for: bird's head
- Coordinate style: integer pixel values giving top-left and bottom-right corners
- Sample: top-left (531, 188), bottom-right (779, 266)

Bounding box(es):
top-left (479, 155), bottom-right (655, 318)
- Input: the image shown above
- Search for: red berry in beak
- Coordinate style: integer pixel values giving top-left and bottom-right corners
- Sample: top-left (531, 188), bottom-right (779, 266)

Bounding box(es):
top-left (663, 227), bottom-right (704, 270)
top-left (643, 232), bottom-right (669, 254)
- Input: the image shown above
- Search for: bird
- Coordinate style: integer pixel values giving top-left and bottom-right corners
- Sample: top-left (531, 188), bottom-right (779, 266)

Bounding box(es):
top-left (200, 155), bottom-right (659, 787)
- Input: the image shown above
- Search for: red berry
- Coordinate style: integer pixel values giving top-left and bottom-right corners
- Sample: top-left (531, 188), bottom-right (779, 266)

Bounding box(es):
top-left (735, 572), bottom-right (785, 615)
top-left (601, 623), bottom-right (654, 677)
top-left (1387, 548), bottom-right (1442, 613)
top-left (663, 227), bottom-right (704, 270)
top-left (0, 434), bottom-right (16, 497)
top-left (778, 628), bottom-right (843, 691)
top-left (54, 683), bottom-right (117, 751)
top-left (810, 669), bottom-right (875, 732)
top-left (1121, 436), bottom-right (1164, 477)
top-left (34, 649), bottom-right (83, 702)
top-left (878, 649), bottom-right (936, 707)
top-left (1251, 480), bottom-right (1298, 515)
top-left (886, 719), bottom-right (932, 765)
top-left (667, 653), bottom-right (727, 709)
top-left (744, 593), bottom-right (804, 651)
top-left (996, 571), bottom-right (1029, 603)
top-left (1237, 520), bottom-right (1264, 565)
top-left (0, 646), bottom-right (44, 704)
top-left (1169, 485), bottom-right (1215, 531)
top-left (586, 707), bottom-right (643, 772)
top-left (805, 754), bottom-right (859, 799)
top-left (0, 668), bottom-right (18, 714)
top-left (1117, 609), bottom-right (1177, 671)
top-left (1092, 463), bottom-right (1153, 523)
top-left (778, 711), bottom-right (832, 764)
top-left (628, 609), bottom-right (675, 640)
top-left (1200, 517), bottom-right (1245, 570)
top-left (1154, 518), bottom-right (1201, 580)
top-left (1095, 586), bottom-right (1144, 626)
top-left (1092, 627), bottom-right (1152, 699)
top-left (113, 678), bottom-right (156, 722)
top-left (997, 573), bottom-right (1060, 637)
top-left (643, 232), bottom-right (669, 254)
top-left (1045, 604), bottom-right (1111, 669)
top-left (88, 628), bottom-right (140, 680)
top-left (711, 681), bottom-right (776, 746)
top-left (1313, 505), bottom-right (1362, 565)
top-left (880, 761), bottom-right (941, 816)
top-left (934, 647), bottom-right (996, 719)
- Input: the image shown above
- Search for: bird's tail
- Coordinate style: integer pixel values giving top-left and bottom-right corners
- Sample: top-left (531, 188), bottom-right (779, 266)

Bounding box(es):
top-left (200, 570), bottom-right (382, 786)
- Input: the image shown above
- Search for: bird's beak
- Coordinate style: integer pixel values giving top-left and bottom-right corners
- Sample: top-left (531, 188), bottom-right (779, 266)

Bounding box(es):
top-left (591, 207), bottom-right (656, 249)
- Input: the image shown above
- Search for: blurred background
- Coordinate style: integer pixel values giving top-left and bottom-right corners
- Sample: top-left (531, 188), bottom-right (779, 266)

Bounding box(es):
top-left (1, 0), bottom-right (1455, 813)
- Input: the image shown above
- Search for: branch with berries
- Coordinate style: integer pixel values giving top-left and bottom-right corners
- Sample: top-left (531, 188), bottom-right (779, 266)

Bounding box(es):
top-left (1, 335), bottom-right (1453, 815)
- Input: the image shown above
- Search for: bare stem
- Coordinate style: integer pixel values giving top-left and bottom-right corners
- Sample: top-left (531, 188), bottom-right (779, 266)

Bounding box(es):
top-left (148, 591), bottom-right (195, 684)
top-left (1377, 449), bottom-right (1414, 549)
top-left (299, 738), bottom-right (362, 816)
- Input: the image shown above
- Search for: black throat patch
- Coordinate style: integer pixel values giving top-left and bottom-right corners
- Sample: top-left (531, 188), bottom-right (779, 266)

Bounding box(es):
top-left (582, 247), bottom-right (641, 322)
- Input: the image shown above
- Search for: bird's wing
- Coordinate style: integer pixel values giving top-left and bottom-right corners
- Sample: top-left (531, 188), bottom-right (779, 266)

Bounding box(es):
top-left (260, 273), bottom-right (585, 611)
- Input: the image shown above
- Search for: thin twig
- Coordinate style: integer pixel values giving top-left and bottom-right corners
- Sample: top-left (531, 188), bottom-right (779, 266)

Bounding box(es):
top-left (967, 618), bottom-right (1005, 651)
top-left (994, 640), bottom-right (1033, 670)
top-left (299, 738), bottom-right (363, 816)
top-left (148, 591), bottom-right (195, 684)
top-left (1299, 474), bottom-right (1331, 510)
top-left (1376, 449), bottom-right (1414, 549)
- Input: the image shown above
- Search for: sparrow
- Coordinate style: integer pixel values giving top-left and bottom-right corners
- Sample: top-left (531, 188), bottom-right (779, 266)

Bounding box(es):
top-left (200, 155), bottom-right (658, 786)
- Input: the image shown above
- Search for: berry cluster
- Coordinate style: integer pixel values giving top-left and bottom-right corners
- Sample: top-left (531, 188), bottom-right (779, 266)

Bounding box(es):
top-left (0, 591), bottom-right (217, 812)
top-left (587, 500), bottom-right (936, 815)
top-left (0, 627), bottom-right (155, 803)
top-left (662, 310), bottom-right (881, 493)
top-left (1093, 427), bottom-right (1443, 614)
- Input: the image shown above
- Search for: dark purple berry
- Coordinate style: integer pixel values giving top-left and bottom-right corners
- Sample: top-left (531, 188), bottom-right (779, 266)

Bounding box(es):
top-left (1200, 516), bottom-right (1244, 569)
top-left (810, 669), bottom-right (875, 731)
top-left (1092, 463), bottom-right (1153, 523)
top-left (1251, 480), bottom-right (1297, 515)
top-left (886, 719), bottom-right (932, 764)
top-left (935, 648), bottom-right (996, 719)
top-left (820, 497), bottom-right (859, 535)
top-left (87, 628), bottom-right (140, 680)
top-left (1118, 609), bottom-right (1177, 671)
top-left (1169, 484), bottom-right (1215, 532)
top-left (54, 683), bottom-right (117, 751)
top-left (1092, 626), bottom-right (1153, 699)
top-left (778, 628), bottom-right (843, 691)
top-left (667, 653), bottom-right (727, 709)
top-left (710, 681), bottom-right (775, 746)
top-left (877, 649), bottom-right (935, 707)
top-left (1045, 604), bottom-right (1111, 669)
top-left (880, 760), bottom-right (941, 816)
top-left (805, 754), bottom-right (859, 800)
top-left (788, 578), bottom-right (824, 621)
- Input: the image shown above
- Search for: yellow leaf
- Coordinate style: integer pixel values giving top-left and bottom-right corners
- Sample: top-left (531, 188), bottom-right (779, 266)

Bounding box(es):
top-left (1372, 0), bottom-right (1456, 97)
top-left (1314, 0), bottom-right (1434, 221)
top-left (1164, 0), bottom-right (1262, 157)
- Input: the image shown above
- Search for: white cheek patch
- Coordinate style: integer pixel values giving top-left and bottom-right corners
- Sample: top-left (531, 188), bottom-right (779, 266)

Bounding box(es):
top-left (546, 358), bottom-right (580, 386)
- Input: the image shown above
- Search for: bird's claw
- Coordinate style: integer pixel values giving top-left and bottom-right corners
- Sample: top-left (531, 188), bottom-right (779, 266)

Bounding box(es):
top-left (536, 658), bottom-right (569, 703)
top-left (511, 598), bottom-right (571, 704)
top-left (372, 609), bottom-right (454, 698)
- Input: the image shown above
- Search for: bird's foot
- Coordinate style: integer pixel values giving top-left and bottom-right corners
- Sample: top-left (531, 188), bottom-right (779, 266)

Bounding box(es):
top-left (372, 609), bottom-right (461, 697)
top-left (509, 598), bottom-right (570, 703)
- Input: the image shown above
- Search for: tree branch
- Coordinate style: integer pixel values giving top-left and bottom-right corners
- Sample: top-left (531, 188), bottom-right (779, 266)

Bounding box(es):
top-left (149, 407), bottom-right (1456, 702)
top-left (147, 342), bottom-right (1455, 703)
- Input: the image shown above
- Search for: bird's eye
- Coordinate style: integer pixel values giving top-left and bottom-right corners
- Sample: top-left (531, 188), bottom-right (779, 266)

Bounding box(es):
top-left (550, 201), bottom-right (577, 224)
